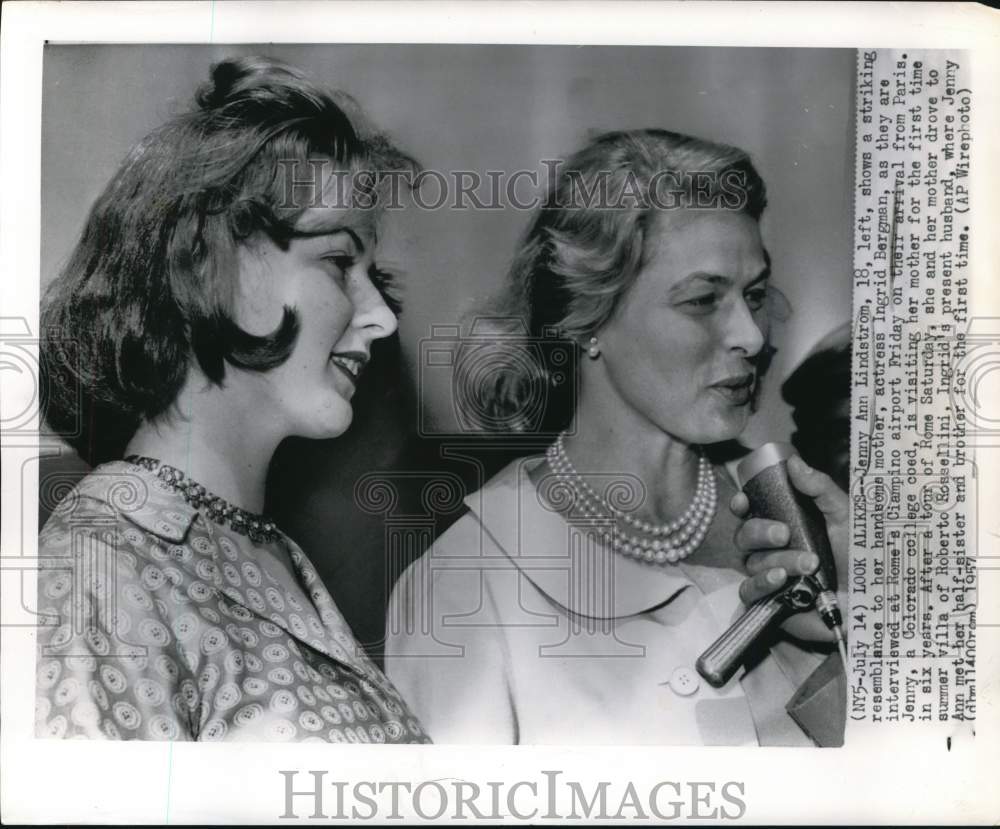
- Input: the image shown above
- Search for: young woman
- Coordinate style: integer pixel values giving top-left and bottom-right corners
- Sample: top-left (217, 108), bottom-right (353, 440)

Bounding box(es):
top-left (35, 56), bottom-right (429, 743)
top-left (386, 129), bottom-right (847, 745)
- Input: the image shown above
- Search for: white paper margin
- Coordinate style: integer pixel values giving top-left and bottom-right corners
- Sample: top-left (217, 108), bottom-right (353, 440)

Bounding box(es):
top-left (2, 2), bottom-right (998, 824)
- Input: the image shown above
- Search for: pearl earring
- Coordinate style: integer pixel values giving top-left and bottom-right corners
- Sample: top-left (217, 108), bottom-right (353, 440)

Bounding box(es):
top-left (587, 336), bottom-right (601, 359)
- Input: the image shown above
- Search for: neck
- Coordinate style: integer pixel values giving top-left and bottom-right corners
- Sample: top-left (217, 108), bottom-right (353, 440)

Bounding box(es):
top-left (563, 387), bottom-right (704, 524)
top-left (124, 374), bottom-right (281, 515)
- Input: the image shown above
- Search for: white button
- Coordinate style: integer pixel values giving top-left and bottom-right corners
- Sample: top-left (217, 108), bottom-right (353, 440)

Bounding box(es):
top-left (668, 667), bottom-right (700, 697)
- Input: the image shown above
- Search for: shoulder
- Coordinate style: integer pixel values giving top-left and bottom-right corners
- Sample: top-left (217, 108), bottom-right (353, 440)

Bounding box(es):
top-left (389, 457), bottom-right (555, 636)
top-left (388, 513), bottom-right (484, 624)
top-left (40, 462), bottom-right (201, 549)
top-left (390, 457), bottom-right (537, 598)
top-left (36, 464), bottom-right (217, 628)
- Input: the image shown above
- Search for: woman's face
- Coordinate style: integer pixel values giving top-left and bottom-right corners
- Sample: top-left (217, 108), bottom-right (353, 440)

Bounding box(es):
top-left (231, 204), bottom-right (398, 441)
top-left (594, 209), bottom-right (770, 445)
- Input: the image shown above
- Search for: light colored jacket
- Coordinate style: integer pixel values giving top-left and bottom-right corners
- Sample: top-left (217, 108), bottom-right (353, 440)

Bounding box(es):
top-left (386, 455), bottom-right (832, 745)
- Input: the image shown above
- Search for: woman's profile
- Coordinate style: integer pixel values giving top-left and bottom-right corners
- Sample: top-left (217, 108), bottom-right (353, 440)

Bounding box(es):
top-left (386, 129), bottom-right (848, 745)
top-left (35, 56), bottom-right (429, 743)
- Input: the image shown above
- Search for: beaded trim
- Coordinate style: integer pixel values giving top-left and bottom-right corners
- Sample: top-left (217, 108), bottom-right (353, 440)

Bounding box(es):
top-left (124, 455), bottom-right (281, 544)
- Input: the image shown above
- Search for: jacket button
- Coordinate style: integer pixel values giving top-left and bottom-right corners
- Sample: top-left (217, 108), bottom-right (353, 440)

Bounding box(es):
top-left (668, 667), bottom-right (700, 697)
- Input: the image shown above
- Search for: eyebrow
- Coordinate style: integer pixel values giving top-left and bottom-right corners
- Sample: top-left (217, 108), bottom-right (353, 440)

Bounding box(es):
top-left (288, 224), bottom-right (368, 253)
top-left (669, 264), bottom-right (771, 294)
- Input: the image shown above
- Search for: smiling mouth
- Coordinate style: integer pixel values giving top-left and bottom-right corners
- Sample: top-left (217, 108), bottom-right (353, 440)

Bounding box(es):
top-left (329, 352), bottom-right (368, 385)
top-left (710, 373), bottom-right (755, 405)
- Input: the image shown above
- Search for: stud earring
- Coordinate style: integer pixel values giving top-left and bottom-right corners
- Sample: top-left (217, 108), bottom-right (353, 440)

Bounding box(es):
top-left (587, 336), bottom-right (601, 359)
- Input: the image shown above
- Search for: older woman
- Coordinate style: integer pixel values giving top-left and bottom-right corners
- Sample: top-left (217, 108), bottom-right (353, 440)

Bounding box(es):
top-left (386, 129), bottom-right (846, 745)
top-left (35, 57), bottom-right (428, 743)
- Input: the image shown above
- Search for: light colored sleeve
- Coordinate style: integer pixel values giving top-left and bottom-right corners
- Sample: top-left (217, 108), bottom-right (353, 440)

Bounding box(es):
top-left (35, 515), bottom-right (197, 741)
top-left (385, 543), bottom-right (518, 744)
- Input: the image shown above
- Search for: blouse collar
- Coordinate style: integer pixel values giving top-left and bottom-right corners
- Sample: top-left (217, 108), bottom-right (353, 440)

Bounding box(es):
top-left (463, 455), bottom-right (737, 620)
top-left (78, 461), bottom-right (200, 542)
top-left (80, 461), bottom-right (377, 679)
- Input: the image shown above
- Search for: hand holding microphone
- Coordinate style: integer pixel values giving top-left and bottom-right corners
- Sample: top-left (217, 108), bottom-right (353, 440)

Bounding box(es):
top-left (732, 451), bottom-right (849, 645)
top-left (696, 443), bottom-right (849, 688)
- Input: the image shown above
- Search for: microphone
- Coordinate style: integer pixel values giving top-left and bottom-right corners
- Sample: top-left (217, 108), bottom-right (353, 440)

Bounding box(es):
top-left (695, 442), bottom-right (846, 688)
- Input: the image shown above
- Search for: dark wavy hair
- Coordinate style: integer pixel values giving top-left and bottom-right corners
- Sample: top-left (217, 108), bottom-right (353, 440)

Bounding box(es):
top-left (41, 56), bottom-right (416, 466)
top-left (477, 128), bottom-right (776, 433)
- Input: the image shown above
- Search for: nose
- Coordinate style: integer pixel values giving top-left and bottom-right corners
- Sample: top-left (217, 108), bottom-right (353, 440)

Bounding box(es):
top-left (353, 275), bottom-right (399, 342)
top-left (726, 296), bottom-right (766, 358)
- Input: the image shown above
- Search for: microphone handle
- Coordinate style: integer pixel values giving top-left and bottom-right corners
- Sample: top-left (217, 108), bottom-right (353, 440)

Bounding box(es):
top-left (696, 592), bottom-right (796, 688)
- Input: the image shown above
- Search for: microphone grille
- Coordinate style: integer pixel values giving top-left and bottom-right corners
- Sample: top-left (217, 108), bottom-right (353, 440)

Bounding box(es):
top-left (736, 442), bottom-right (795, 489)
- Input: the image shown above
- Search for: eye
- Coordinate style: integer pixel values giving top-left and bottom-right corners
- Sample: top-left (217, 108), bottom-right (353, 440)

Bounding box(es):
top-left (678, 293), bottom-right (719, 314)
top-left (321, 253), bottom-right (357, 278)
top-left (369, 263), bottom-right (403, 316)
top-left (368, 263), bottom-right (396, 291)
top-left (744, 285), bottom-right (769, 311)
top-left (686, 294), bottom-right (716, 306)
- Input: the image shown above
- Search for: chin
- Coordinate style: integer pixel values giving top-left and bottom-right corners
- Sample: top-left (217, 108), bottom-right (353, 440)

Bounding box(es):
top-left (296, 403), bottom-right (354, 440)
top-left (686, 407), bottom-right (749, 444)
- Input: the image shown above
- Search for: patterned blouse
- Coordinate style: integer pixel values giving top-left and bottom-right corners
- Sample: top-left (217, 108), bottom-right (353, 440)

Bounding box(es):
top-left (35, 459), bottom-right (429, 743)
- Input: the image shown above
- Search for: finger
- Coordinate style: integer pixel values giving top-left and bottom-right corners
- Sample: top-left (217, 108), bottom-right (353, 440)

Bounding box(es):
top-left (729, 491), bottom-right (750, 519)
top-left (739, 567), bottom-right (787, 605)
top-left (734, 518), bottom-right (790, 552)
top-left (745, 550), bottom-right (820, 576)
top-left (781, 613), bottom-right (836, 644)
top-left (787, 455), bottom-right (848, 522)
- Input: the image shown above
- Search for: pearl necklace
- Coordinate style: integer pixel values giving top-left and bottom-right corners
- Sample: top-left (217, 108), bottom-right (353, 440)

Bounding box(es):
top-left (545, 432), bottom-right (717, 565)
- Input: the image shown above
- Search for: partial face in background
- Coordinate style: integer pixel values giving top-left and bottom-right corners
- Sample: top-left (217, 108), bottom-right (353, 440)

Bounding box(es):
top-left (230, 197), bottom-right (398, 441)
top-left (595, 209), bottom-right (770, 445)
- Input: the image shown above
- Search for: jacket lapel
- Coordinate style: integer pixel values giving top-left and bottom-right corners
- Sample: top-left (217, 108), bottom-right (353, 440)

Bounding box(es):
top-left (465, 456), bottom-right (696, 620)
